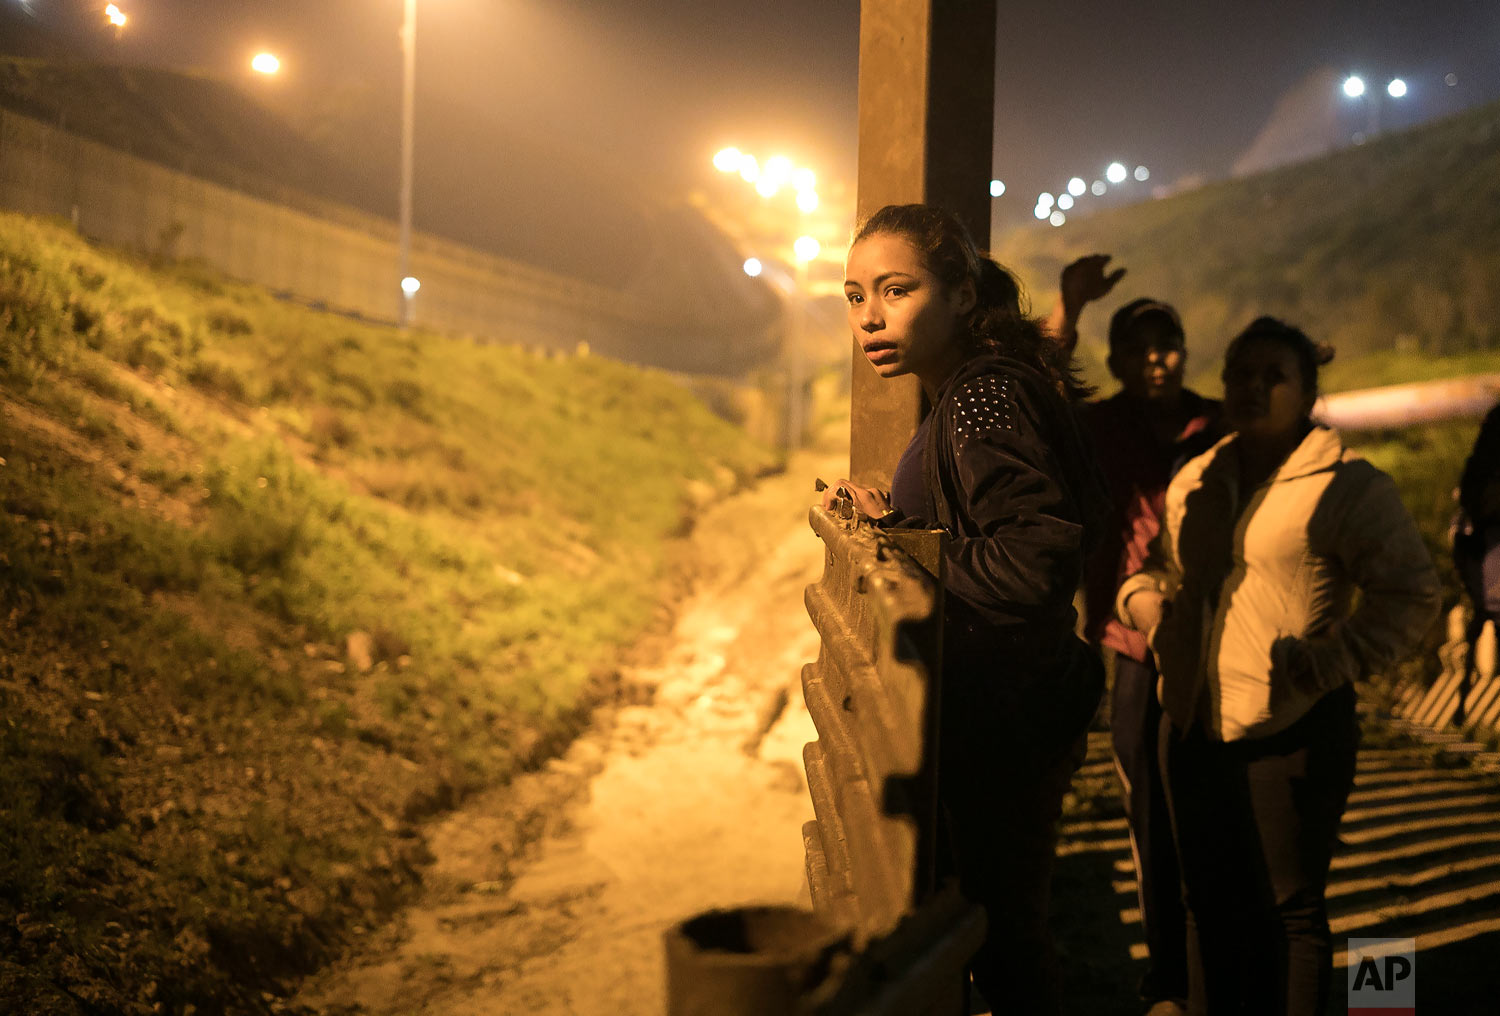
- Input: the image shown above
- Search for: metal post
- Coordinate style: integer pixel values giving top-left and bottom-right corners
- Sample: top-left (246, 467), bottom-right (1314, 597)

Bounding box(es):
top-left (787, 258), bottom-right (808, 449)
top-left (849, 0), bottom-right (997, 488)
top-left (398, 0), bottom-right (416, 327)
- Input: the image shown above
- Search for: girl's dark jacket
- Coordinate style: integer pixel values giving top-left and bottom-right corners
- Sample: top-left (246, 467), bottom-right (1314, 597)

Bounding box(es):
top-left (883, 352), bottom-right (1109, 754)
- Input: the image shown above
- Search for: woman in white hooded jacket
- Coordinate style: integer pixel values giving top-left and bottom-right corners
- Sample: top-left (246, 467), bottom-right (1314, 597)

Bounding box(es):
top-left (1117, 317), bottom-right (1441, 1016)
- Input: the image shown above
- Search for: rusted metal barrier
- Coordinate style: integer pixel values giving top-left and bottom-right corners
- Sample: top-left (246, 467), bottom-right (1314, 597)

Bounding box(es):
top-left (1387, 605), bottom-right (1500, 774)
top-left (800, 504), bottom-right (946, 940)
top-left (665, 503), bottom-right (986, 1014)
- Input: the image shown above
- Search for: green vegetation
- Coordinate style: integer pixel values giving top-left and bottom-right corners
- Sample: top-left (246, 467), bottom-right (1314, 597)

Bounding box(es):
top-left (996, 100), bottom-right (1500, 391)
top-left (0, 209), bottom-right (773, 1012)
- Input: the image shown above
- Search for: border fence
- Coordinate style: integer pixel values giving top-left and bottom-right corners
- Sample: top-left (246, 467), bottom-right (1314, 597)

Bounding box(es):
top-left (0, 107), bottom-right (820, 445)
top-left (0, 108), bottom-right (800, 373)
top-left (666, 505), bottom-right (985, 1016)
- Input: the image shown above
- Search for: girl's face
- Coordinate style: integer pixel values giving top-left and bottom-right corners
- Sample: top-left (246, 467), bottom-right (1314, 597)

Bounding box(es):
top-left (1222, 336), bottom-right (1314, 442)
top-left (843, 232), bottom-right (974, 384)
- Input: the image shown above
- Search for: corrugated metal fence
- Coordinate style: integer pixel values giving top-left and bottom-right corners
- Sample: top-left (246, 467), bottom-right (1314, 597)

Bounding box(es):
top-left (0, 108), bottom-right (791, 378)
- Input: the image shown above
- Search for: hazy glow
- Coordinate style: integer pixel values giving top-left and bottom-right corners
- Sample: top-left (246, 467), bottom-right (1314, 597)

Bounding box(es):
top-left (792, 167), bottom-right (816, 192)
top-left (1033, 205), bottom-right (1049, 220)
top-left (738, 154), bottom-right (760, 183)
top-left (1038, 191), bottom-right (1055, 208)
top-left (990, 179), bottom-right (1006, 197)
top-left (764, 155), bottom-right (793, 184)
top-left (1067, 177), bottom-right (1085, 197)
top-left (742, 257), bottom-right (763, 277)
top-left (796, 189), bottom-right (819, 213)
top-left (1134, 165), bottom-right (1150, 181)
top-left (1091, 180), bottom-right (1106, 195)
top-left (793, 235), bottom-right (820, 262)
top-left (105, 3), bottom-right (126, 27)
top-left (251, 52), bottom-right (281, 75)
top-left (401, 276), bottom-right (421, 296)
top-left (1387, 78), bottom-right (1407, 98)
top-left (1057, 194), bottom-right (1074, 211)
top-left (755, 177), bottom-right (779, 198)
top-left (713, 147), bottom-right (742, 172)
top-left (1106, 162), bottom-right (1128, 184)
top-left (1343, 75), bottom-right (1366, 98)
top-left (1049, 211), bottom-right (1066, 227)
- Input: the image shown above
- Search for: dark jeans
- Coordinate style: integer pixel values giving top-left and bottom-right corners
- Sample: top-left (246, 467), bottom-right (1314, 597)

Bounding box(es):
top-left (1159, 683), bottom-right (1359, 1016)
top-left (1111, 653), bottom-right (1188, 1004)
top-left (938, 730), bottom-right (1089, 1016)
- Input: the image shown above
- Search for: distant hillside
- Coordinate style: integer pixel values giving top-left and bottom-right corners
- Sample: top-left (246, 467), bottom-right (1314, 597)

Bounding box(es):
top-left (994, 100), bottom-right (1500, 389)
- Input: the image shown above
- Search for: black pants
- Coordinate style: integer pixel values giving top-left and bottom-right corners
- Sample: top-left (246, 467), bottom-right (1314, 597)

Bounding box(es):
top-left (1159, 683), bottom-right (1359, 1016)
top-left (1111, 653), bottom-right (1188, 1003)
top-left (938, 730), bottom-right (1088, 1015)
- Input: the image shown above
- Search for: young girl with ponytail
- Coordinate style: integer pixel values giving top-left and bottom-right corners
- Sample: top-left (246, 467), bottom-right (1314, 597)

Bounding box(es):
top-left (826, 204), bottom-right (1107, 1014)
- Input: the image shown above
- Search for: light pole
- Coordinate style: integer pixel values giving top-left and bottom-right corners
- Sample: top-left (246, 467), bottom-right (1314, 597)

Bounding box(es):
top-left (789, 235), bottom-right (820, 449)
top-left (398, 0), bottom-right (417, 327)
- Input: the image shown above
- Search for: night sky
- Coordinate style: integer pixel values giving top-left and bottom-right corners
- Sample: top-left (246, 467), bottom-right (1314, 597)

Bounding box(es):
top-left (10, 0), bottom-right (1500, 251)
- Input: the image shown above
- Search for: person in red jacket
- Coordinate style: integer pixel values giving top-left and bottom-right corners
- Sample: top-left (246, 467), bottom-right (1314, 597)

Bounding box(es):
top-left (1052, 260), bottom-right (1221, 1015)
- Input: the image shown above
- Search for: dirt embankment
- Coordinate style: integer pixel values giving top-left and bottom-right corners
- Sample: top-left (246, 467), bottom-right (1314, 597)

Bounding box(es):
top-left (296, 442), bottom-right (846, 1015)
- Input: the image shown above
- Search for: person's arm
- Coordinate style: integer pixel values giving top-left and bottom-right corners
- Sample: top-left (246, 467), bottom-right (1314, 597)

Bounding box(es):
top-left (937, 375), bottom-right (1087, 625)
top-left (1044, 253), bottom-right (1126, 357)
top-left (1288, 466), bottom-right (1443, 695)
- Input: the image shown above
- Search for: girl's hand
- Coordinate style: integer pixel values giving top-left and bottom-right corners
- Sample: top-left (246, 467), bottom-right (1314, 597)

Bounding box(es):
top-left (821, 478), bottom-right (892, 519)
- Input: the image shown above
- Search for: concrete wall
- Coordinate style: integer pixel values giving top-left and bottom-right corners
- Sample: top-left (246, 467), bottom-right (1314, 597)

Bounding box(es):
top-left (0, 108), bottom-right (684, 358)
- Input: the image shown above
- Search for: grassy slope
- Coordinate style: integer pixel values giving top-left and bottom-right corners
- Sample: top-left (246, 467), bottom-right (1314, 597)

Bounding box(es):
top-left (994, 100), bottom-right (1500, 391)
top-left (0, 210), bottom-right (774, 1013)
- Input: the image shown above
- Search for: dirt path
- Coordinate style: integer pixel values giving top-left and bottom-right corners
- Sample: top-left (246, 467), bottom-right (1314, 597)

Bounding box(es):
top-left (297, 442), bottom-right (846, 1016)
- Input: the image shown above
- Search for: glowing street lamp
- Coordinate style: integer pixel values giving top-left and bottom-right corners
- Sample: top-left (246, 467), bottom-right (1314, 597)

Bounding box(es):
top-left (1342, 75), bottom-right (1366, 98)
top-left (795, 189), bottom-right (819, 213)
top-left (989, 179), bottom-right (1006, 197)
top-left (251, 52), bottom-right (281, 75)
top-left (104, 4), bottom-right (126, 28)
top-left (742, 257), bottom-right (763, 278)
top-left (1387, 78), bottom-right (1407, 99)
top-left (1067, 177), bottom-right (1085, 197)
top-left (1105, 161), bottom-right (1128, 184)
top-left (713, 147), bottom-right (742, 173)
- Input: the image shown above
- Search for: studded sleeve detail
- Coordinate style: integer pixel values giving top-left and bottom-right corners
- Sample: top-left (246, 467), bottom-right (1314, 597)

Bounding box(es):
top-left (939, 369), bottom-right (1086, 626)
top-left (952, 375), bottom-right (1018, 452)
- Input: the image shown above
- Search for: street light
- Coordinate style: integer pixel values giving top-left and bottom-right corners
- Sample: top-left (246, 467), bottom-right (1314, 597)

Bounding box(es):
top-left (1106, 161), bottom-right (1128, 184)
top-left (398, 0), bottom-right (417, 327)
top-left (786, 236), bottom-right (821, 448)
top-left (1387, 78), bottom-right (1407, 99)
top-left (251, 52), bottom-right (281, 75)
top-left (104, 3), bottom-right (126, 46)
top-left (1343, 75), bottom-right (1366, 98)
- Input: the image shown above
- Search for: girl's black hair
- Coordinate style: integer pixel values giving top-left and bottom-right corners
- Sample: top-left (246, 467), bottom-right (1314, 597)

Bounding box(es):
top-left (853, 204), bottom-right (1092, 400)
top-left (1222, 316), bottom-right (1335, 398)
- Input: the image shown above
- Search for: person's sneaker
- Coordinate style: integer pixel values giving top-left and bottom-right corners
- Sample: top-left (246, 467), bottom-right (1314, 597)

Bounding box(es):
top-left (1144, 1001), bottom-right (1187, 1016)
